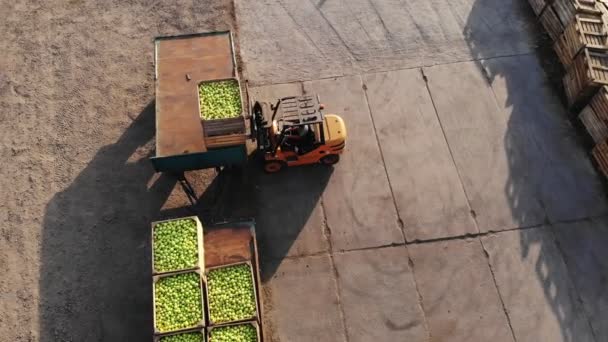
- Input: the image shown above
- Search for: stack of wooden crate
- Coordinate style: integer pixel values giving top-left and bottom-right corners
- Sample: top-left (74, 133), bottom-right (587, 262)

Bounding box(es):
top-left (528, 0), bottom-right (608, 178)
top-left (150, 218), bottom-right (265, 342)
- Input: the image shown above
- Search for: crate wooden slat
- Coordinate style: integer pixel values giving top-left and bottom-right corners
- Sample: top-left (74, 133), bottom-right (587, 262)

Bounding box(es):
top-left (592, 139), bottom-right (608, 177)
top-left (202, 116), bottom-right (246, 137)
top-left (529, 0), bottom-right (548, 16)
top-left (205, 134), bottom-right (247, 149)
top-left (599, 0), bottom-right (608, 22)
top-left (555, 14), bottom-right (608, 67)
top-left (579, 105), bottom-right (608, 142)
top-left (563, 48), bottom-right (608, 109)
top-left (590, 85), bottom-right (608, 121)
top-left (553, 0), bottom-right (601, 27)
top-left (541, 5), bottom-right (566, 41)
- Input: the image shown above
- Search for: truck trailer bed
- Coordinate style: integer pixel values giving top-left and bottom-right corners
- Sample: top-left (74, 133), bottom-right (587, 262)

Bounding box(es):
top-left (154, 32), bottom-right (237, 157)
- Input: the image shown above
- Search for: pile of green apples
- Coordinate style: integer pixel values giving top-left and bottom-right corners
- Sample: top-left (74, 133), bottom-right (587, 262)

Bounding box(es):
top-left (153, 219), bottom-right (199, 273)
top-left (207, 264), bottom-right (257, 324)
top-left (199, 80), bottom-right (242, 120)
top-left (209, 323), bottom-right (258, 342)
top-left (160, 331), bottom-right (204, 342)
top-left (155, 272), bottom-right (203, 332)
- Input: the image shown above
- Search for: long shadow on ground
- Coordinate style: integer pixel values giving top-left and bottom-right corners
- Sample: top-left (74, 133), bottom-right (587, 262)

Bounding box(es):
top-left (39, 102), bottom-right (177, 341)
top-left (161, 162), bottom-right (333, 282)
top-left (466, 0), bottom-right (608, 341)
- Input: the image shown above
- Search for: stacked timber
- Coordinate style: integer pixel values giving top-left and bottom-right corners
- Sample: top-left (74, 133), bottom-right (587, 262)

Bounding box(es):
top-left (541, 4), bottom-right (567, 40)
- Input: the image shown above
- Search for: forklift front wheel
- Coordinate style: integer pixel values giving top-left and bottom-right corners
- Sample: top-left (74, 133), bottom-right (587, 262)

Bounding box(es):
top-left (321, 154), bottom-right (340, 165)
top-left (264, 161), bottom-right (285, 173)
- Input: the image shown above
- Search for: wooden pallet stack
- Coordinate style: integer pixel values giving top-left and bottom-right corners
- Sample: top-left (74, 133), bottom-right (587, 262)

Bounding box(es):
top-left (527, 0), bottom-right (608, 178)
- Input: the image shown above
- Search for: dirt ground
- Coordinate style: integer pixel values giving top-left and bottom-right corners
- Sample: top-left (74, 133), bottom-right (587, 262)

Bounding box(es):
top-left (0, 1), bottom-right (248, 341)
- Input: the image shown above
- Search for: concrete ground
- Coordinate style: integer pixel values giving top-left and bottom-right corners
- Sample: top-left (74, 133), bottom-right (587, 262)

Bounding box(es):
top-left (2, 0), bottom-right (608, 341)
top-left (240, 0), bottom-right (608, 341)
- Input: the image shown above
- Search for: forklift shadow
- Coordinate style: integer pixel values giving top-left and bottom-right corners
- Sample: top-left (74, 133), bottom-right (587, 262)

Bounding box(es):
top-left (39, 101), bottom-right (178, 341)
top-left (157, 156), bottom-right (334, 282)
top-left (253, 163), bottom-right (333, 281)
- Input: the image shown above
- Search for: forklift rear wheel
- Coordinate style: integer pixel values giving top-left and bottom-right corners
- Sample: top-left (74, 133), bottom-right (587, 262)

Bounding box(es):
top-left (264, 161), bottom-right (285, 173)
top-left (321, 154), bottom-right (340, 165)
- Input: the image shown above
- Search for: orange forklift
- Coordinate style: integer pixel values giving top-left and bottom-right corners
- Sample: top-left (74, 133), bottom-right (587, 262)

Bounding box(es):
top-left (251, 95), bottom-right (347, 173)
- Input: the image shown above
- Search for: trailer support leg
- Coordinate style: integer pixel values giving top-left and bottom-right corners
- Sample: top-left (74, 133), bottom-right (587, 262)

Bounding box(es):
top-left (176, 172), bottom-right (198, 206)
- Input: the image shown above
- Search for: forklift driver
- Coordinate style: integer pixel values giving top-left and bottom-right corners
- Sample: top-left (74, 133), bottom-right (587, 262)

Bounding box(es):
top-left (283, 125), bottom-right (314, 153)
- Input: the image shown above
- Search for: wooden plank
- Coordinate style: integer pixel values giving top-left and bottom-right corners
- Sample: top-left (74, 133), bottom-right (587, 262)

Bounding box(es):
top-left (579, 105), bottom-right (608, 142)
top-left (591, 85), bottom-right (608, 120)
top-left (528, 0), bottom-right (547, 17)
top-left (205, 134), bottom-right (247, 149)
top-left (155, 32), bottom-right (236, 157)
top-left (541, 5), bottom-right (566, 41)
top-left (592, 140), bottom-right (608, 176)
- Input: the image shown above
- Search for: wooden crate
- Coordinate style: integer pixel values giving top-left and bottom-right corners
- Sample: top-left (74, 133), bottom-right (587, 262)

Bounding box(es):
top-left (151, 216), bottom-right (205, 276)
top-left (555, 14), bottom-right (608, 67)
top-left (205, 261), bottom-right (260, 327)
top-left (553, 0), bottom-right (601, 27)
top-left (529, 0), bottom-right (548, 16)
top-left (207, 321), bottom-right (261, 342)
top-left (579, 105), bottom-right (608, 142)
top-left (563, 48), bottom-right (608, 109)
top-left (592, 139), bottom-right (608, 177)
top-left (199, 78), bottom-right (246, 137)
top-left (541, 4), bottom-right (566, 41)
top-left (153, 270), bottom-right (207, 335)
top-left (590, 85), bottom-right (608, 120)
